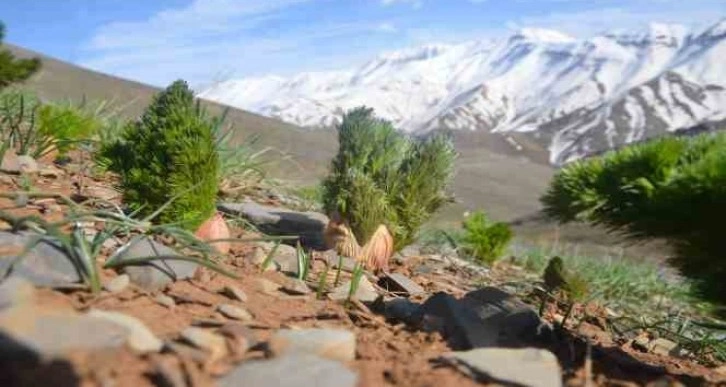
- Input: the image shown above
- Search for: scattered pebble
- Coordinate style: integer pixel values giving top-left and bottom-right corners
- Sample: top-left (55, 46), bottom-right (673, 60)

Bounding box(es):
top-left (218, 353), bottom-right (358, 387)
top-left (281, 279), bottom-right (311, 295)
top-left (217, 304), bottom-right (254, 321)
top-left (104, 274), bottom-right (130, 294)
top-left (87, 309), bottom-right (163, 354)
top-left (180, 327), bottom-right (228, 361)
top-left (221, 285), bottom-right (248, 302)
top-left (254, 278), bottom-right (281, 296)
top-left (154, 294), bottom-right (176, 309)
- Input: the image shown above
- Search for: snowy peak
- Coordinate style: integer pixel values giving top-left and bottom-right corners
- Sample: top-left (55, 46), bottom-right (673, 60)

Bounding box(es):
top-left (509, 28), bottom-right (576, 44)
top-left (199, 19), bottom-right (726, 165)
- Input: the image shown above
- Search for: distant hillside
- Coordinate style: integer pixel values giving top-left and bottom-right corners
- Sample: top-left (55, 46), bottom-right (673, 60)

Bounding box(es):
top-left (5, 44), bottom-right (337, 182)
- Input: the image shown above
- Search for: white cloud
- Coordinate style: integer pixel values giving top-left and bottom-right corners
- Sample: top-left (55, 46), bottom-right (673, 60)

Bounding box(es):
top-left (381, 0), bottom-right (424, 9)
top-left (81, 0), bottom-right (401, 87)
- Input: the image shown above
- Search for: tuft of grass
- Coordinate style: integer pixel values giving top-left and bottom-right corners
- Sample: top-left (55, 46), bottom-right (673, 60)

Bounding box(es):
top-left (295, 241), bottom-right (311, 281)
top-left (458, 211), bottom-right (513, 265)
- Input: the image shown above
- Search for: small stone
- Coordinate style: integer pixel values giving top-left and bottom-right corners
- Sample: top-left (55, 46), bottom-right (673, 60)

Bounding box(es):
top-left (152, 358), bottom-right (187, 387)
top-left (154, 294), bottom-right (176, 309)
top-left (116, 237), bottom-right (198, 291)
top-left (104, 274), bottom-right (130, 294)
top-left (269, 329), bottom-right (356, 362)
top-left (280, 279), bottom-right (311, 295)
top-left (221, 285), bottom-right (248, 302)
top-left (39, 166), bottom-right (64, 178)
top-left (441, 348), bottom-right (562, 387)
top-left (378, 273), bottom-right (426, 297)
top-left (0, 152), bottom-right (38, 175)
top-left (329, 276), bottom-right (379, 303)
top-left (632, 336), bottom-right (651, 352)
top-left (87, 309), bottom-right (163, 353)
top-left (217, 304), bottom-right (254, 321)
top-left (254, 278), bottom-right (281, 295)
top-left (180, 327), bottom-right (228, 361)
top-left (218, 353), bottom-right (358, 387)
top-left (85, 186), bottom-right (119, 201)
top-left (0, 277), bottom-right (36, 310)
top-left (650, 338), bottom-right (678, 356)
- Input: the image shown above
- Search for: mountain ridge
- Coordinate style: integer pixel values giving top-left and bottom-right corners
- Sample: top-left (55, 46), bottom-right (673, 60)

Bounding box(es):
top-left (199, 19), bottom-right (726, 165)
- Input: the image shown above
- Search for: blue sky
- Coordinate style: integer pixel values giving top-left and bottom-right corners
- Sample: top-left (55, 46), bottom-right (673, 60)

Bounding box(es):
top-left (2, 0), bottom-right (724, 88)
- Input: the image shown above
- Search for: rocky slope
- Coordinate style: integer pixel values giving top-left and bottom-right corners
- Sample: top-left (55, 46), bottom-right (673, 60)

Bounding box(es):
top-left (200, 19), bottom-right (726, 165)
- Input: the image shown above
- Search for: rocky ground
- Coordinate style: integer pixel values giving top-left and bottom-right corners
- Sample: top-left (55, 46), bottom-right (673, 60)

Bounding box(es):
top-left (0, 153), bottom-right (724, 387)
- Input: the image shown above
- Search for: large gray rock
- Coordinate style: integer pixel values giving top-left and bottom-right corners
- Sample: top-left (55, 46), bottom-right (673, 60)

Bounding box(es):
top-left (218, 201), bottom-right (329, 250)
top-left (115, 237), bottom-right (198, 291)
top-left (218, 353), bottom-right (358, 387)
top-left (392, 287), bottom-right (552, 350)
top-left (0, 232), bottom-right (83, 288)
top-left (440, 348), bottom-right (562, 387)
top-left (269, 329), bottom-right (356, 362)
top-left (0, 307), bottom-right (128, 359)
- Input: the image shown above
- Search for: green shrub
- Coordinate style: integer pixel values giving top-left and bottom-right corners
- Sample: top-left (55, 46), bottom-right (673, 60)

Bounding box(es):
top-left (321, 107), bottom-right (456, 251)
top-left (102, 80), bottom-right (219, 230)
top-left (37, 102), bottom-right (102, 157)
top-left (0, 22), bottom-right (41, 90)
top-left (458, 211), bottom-right (513, 265)
top-left (541, 131), bottom-right (726, 315)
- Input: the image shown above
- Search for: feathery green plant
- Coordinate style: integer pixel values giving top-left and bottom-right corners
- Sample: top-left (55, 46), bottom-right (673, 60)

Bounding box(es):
top-left (322, 106), bottom-right (456, 251)
top-left (102, 80), bottom-right (219, 231)
top-left (458, 211), bottom-right (513, 265)
top-left (542, 132), bottom-right (726, 316)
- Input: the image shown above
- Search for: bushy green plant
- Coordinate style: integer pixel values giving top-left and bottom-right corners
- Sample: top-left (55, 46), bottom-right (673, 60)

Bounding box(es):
top-left (541, 132), bottom-right (726, 315)
top-left (322, 107), bottom-right (456, 250)
top-left (0, 22), bottom-right (41, 90)
top-left (102, 80), bottom-right (219, 231)
top-left (458, 211), bottom-right (513, 265)
top-left (37, 102), bottom-right (102, 158)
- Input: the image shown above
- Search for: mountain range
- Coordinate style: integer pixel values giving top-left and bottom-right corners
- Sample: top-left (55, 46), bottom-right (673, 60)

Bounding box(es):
top-left (199, 19), bottom-right (726, 165)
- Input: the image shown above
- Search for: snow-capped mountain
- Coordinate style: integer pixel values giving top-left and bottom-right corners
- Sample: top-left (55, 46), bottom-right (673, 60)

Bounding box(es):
top-left (199, 20), bottom-right (726, 165)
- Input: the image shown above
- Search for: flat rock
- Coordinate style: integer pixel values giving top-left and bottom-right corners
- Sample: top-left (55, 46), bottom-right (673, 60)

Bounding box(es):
top-left (650, 338), bottom-right (678, 356)
top-left (254, 278), bottom-right (281, 296)
top-left (280, 279), bottom-right (311, 295)
top-left (115, 237), bottom-right (198, 291)
top-left (0, 231), bottom-right (83, 288)
top-left (221, 285), bottom-right (248, 302)
top-left (269, 328), bottom-right (356, 362)
top-left (329, 276), bottom-right (379, 303)
top-left (0, 307), bottom-right (127, 359)
top-left (218, 353), bottom-right (357, 387)
top-left (378, 273), bottom-right (426, 297)
top-left (103, 274), bottom-right (130, 294)
top-left (218, 201), bottom-right (328, 250)
top-left (87, 309), bottom-right (163, 353)
top-left (440, 348), bottom-right (562, 387)
top-left (412, 287), bottom-right (552, 349)
top-left (180, 327), bottom-right (228, 361)
top-left (154, 294), bottom-right (176, 309)
top-left (0, 153), bottom-right (38, 175)
top-left (217, 304), bottom-right (254, 321)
